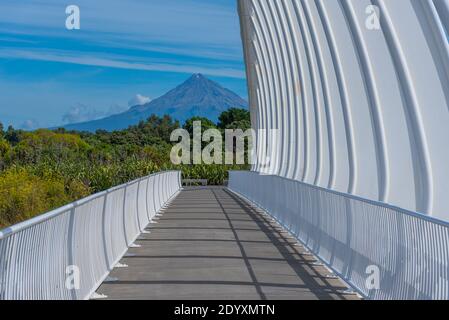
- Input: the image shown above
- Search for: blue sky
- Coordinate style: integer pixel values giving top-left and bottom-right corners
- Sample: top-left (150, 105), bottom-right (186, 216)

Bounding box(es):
top-left (0, 0), bottom-right (247, 129)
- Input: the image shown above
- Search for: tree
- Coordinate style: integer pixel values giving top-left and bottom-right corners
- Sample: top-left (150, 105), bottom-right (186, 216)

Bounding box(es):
top-left (218, 108), bottom-right (251, 129)
top-left (0, 137), bottom-right (10, 166)
top-left (0, 121), bottom-right (4, 137)
top-left (183, 117), bottom-right (217, 136)
top-left (125, 115), bottom-right (180, 145)
top-left (53, 127), bottom-right (67, 134)
top-left (4, 125), bottom-right (20, 145)
top-left (225, 119), bottom-right (252, 132)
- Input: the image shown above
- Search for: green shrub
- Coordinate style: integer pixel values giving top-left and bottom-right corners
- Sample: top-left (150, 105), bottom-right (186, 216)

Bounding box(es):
top-left (0, 138), bottom-right (10, 170)
top-left (0, 112), bottom-right (251, 228)
top-left (179, 164), bottom-right (249, 185)
top-left (0, 167), bottom-right (90, 228)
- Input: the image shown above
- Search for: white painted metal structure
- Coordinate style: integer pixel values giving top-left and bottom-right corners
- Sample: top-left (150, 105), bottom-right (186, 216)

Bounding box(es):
top-left (0, 171), bottom-right (182, 300)
top-left (229, 171), bottom-right (449, 299)
top-left (238, 0), bottom-right (449, 221)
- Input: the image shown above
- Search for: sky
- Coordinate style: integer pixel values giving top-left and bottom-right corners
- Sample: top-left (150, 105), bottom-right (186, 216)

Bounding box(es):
top-left (0, 0), bottom-right (247, 129)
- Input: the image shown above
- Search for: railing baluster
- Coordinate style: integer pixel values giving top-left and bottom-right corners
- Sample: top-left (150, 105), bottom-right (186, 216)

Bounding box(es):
top-left (0, 171), bottom-right (182, 300)
top-left (229, 170), bottom-right (449, 300)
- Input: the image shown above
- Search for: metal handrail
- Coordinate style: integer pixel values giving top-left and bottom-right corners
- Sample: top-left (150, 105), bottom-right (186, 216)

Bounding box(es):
top-left (229, 171), bottom-right (449, 300)
top-left (0, 170), bottom-right (182, 300)
top-left (0, 171), bottom-right (180, 239)
top-left (230, 171), bottom-right (449, 229)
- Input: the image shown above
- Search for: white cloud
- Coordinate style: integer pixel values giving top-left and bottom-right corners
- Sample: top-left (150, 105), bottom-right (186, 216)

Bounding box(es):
top-left (62, 103), bottom-right (129, 124)
top-left (0, 0), bottom-right (243, 69)
top-left (20, 119), bottom-right (40, 130)
top-left (62, 104), bottom-right (103, 124)
top-left (128, 94), bottom-right (151, 107)
top-left (107, 104), bottom-right (128, 115)
top-left (0, 48), bottom-right (246, 79)
top-left (0, 0), bottom-right (240, 48)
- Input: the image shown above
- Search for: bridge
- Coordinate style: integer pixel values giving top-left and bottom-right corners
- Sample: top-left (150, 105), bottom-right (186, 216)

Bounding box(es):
top-left (96, 186), bottom-right (357, 300)
top-left (1, 0), bottom-right (449, 300)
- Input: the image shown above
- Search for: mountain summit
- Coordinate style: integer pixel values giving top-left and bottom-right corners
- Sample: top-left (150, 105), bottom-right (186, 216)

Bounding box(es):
top-left (62, 74), bottom-right (248, 132)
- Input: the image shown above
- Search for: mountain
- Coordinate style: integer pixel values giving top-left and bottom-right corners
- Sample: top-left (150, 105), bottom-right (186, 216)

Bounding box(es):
top-left (61, 74), bottom-right (248, 132)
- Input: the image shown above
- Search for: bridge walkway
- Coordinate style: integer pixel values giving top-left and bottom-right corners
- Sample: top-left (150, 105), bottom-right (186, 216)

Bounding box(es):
top-left (96, 187), bottom-right (358, 300)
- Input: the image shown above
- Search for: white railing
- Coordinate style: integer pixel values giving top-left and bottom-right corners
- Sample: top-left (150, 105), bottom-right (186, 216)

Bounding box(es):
top-left (229, 171), bottom-right (449, 300)
top-left (0, 171), bottom-right (182, 300)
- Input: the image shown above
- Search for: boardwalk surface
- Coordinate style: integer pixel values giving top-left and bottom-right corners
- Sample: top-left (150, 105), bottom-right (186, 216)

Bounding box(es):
top-left (96, 187), bottom-right (358, 300)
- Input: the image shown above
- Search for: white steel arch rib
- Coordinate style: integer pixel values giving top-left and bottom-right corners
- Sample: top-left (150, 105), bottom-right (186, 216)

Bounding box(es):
top-left (238, 0), bottom-right (449, 221)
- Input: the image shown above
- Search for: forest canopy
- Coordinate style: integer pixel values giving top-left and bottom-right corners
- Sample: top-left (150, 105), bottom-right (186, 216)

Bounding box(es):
top-left (0, 108), bottom-right (251, 229)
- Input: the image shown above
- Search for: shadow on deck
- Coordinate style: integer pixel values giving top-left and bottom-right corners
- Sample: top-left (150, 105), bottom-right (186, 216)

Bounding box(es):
top-left (96, 187), bottom-right (358, 300)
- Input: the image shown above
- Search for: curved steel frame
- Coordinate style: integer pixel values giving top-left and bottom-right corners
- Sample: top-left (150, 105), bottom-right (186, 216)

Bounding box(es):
top-left (238, 0), bottom-right (449, 221)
